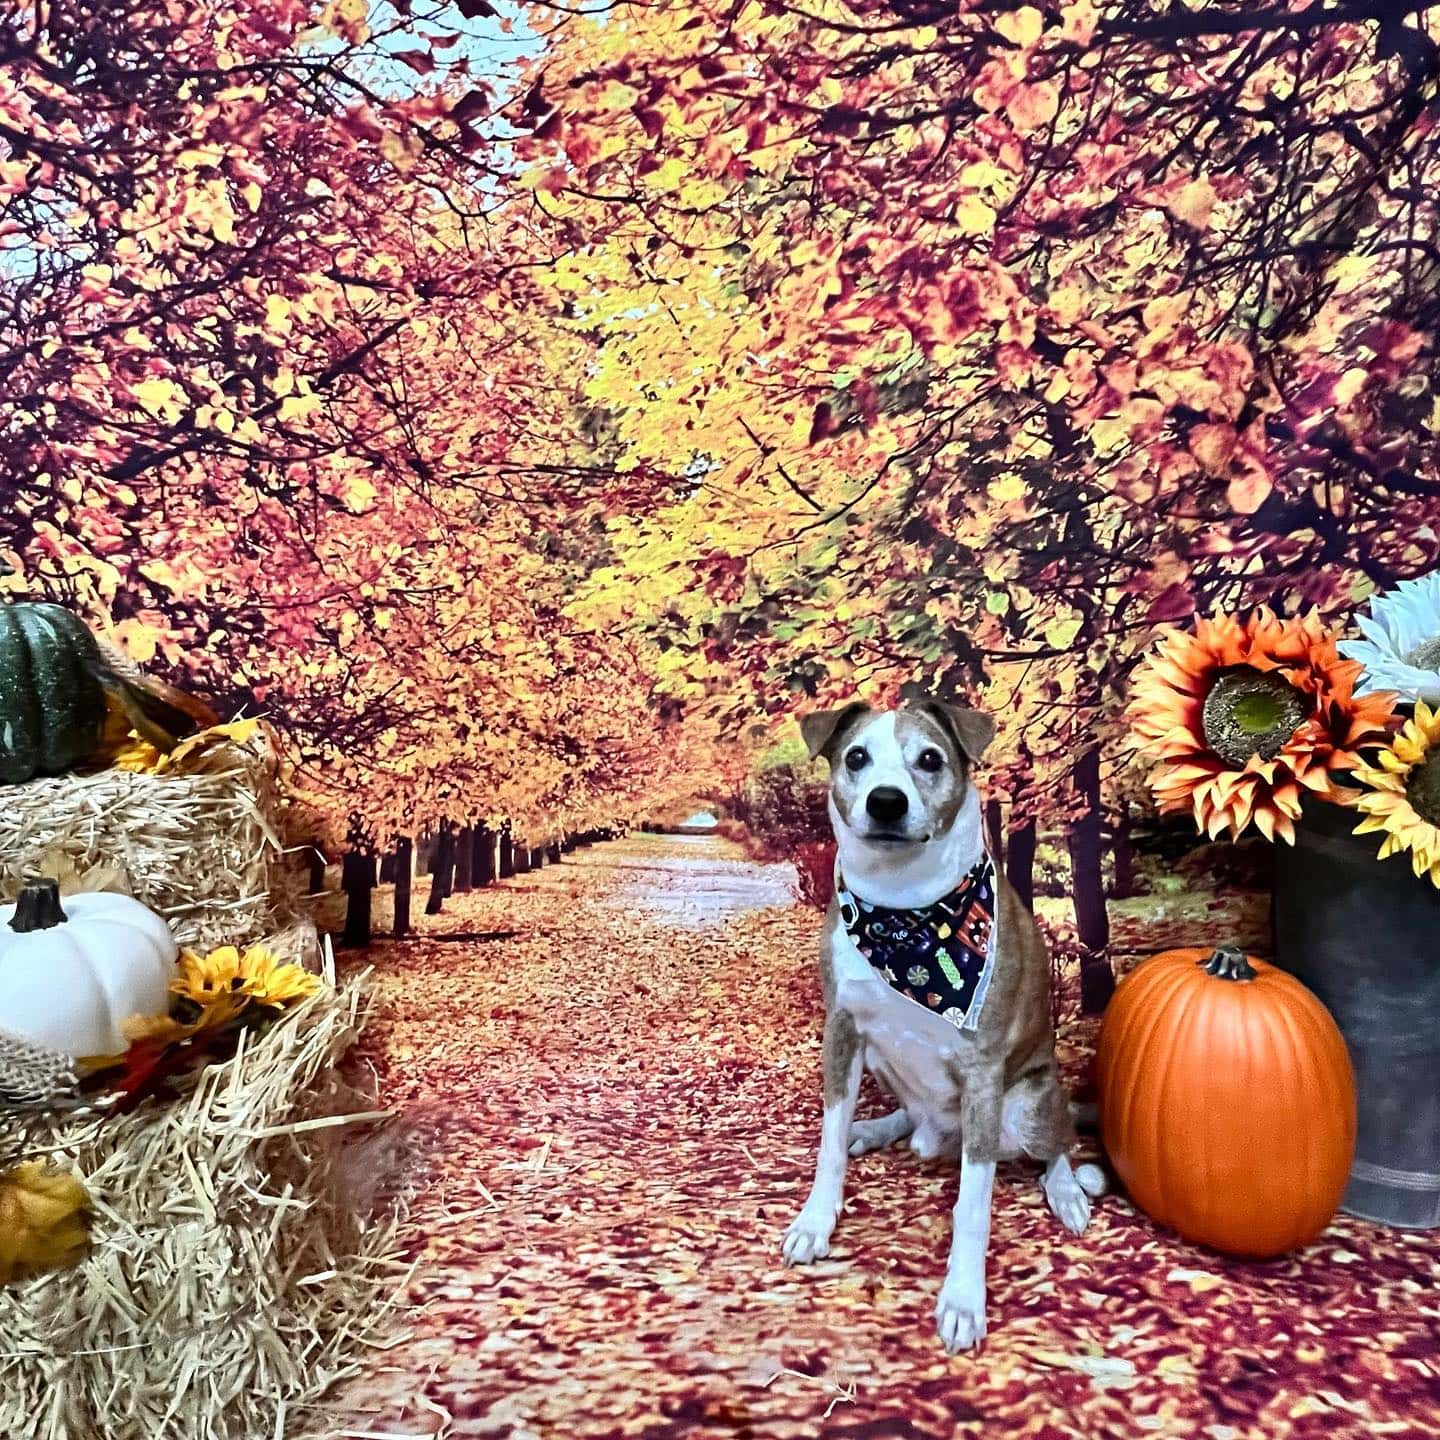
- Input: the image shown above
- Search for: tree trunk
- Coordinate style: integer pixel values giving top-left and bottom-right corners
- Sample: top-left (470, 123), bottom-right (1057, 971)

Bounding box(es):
top-left (392, 836), bottom-right (413, 938)
top-left (1007, 819), bottom-right (1036, 910)
top-left (499, 823), bottom-right (515, 878)
top-left (379, 851), bottom-right (397, 885)
top-left (453, 826), bottom-right (474, 893)
top-left (1069, 746), bottom-right (1115, 1014)
top-left (532, 845), bottom-right (546, 869)
top-left (426, 824), bottom-right (455, 915)
top-left (475, 825), bottom-right (495, 886)
top-left (984, 798), bottom-right (1005, 867)
top-left (307, 847), bottom-right (327, 895)
top-left (547, 840), bottom-right (562, 865)
top-left (513, 841), bottom-right (531, 874)
top-left (341, 847), bottom-right (376, 949)
top-left (561, 833), bottom-right (576, 854)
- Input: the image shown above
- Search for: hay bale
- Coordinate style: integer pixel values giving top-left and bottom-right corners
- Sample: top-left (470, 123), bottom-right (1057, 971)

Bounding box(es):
top-left (0, 957), bottom-right (414, 1440)
top-left (0, 733), bottom-right (305, 953)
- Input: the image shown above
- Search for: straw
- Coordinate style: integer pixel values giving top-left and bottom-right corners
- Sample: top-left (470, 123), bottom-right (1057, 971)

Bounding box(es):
top-left (0, 971), bottom-right (416, 1440)
top-left (0, 734), bottom-right (306, 954)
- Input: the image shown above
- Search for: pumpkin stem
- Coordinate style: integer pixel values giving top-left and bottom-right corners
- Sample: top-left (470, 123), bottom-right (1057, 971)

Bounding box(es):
top-left (10, 878), bottom-right (67, 932)
top-left (1200, 946), bottom-right (1257, 982)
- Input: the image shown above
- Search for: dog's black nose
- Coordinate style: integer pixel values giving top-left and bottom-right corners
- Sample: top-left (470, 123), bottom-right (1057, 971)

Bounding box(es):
top-left (866, 786), bottom-right (909, 824)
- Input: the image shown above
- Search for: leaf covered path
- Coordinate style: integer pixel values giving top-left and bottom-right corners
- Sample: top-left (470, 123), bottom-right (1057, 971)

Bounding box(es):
top-left (332, 835), bottom-right (1440, 1440)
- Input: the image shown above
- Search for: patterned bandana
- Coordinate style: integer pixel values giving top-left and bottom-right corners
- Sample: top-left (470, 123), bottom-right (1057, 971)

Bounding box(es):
top-left (835, 854), bottom-right (999, 1032)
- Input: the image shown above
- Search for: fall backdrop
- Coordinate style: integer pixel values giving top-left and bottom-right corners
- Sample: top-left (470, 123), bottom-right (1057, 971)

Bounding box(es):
top-left (2, 0), bottom-right (1437, 1001)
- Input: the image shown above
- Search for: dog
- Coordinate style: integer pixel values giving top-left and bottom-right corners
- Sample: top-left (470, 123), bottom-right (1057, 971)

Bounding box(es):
top-left (781, 692), bottom-right (1104, 1353)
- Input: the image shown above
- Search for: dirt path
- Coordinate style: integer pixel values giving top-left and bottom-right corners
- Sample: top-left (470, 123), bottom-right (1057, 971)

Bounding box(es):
top-left (329, 835), bottom-right (1440, 1440)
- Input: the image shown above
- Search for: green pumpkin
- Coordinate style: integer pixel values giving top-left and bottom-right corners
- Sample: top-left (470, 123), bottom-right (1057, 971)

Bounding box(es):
top-left (0, 603), bottom-right (110, 784)
top-left (0, 602), bottom-right (201, 786)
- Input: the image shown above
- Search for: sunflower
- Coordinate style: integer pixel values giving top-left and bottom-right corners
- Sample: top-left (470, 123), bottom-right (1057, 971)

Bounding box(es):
top-left (1351, 701), bottom-right (1440, 886)
top-left (1340, 572), bottom-right (1440, 705)
top-left (172, 944), bottom-right (322, 1012)
top-left (1128, 608), bottom-right (1397, 843)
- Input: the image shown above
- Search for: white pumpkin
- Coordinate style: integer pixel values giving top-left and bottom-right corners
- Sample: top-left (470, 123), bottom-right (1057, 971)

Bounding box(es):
top-left (0, 880), bottom-right (178, 1057)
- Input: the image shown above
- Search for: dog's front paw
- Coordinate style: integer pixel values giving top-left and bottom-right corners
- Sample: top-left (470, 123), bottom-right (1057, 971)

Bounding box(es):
top-left (935, 1278), bottom-right (987, 1353)
top-left (781, 1206), bottom-right (836, 1266)
top-left (1043, 1163), bottom-right (1093, 1236)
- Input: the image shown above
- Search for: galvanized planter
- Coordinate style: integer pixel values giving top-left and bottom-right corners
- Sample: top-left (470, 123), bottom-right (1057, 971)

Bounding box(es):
top-left (1272, 799), bottom-right (1440, 1228)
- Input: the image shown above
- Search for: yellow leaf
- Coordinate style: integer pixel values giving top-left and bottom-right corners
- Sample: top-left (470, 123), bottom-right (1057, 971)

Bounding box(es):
top-left (0, 1161), bottom-right (92, 1284)
top-left (1333, 367), bottom-right (1369, 405)
top-left (111, 617), bottom-right (159, 665)
top-left (343, 475), bottom-right (377, 512)
top-left (264, 294), bottom-right (292, 333)
top-left (278, 392), bottom-right (320, 423)
top-left (319, 0), bottom-right (369, 43)
top-left (1060, 0), bottom-right (1098, 43)
top-left (1166, 1266), bottom-right (1224, 1293)
top-left (1043, 615), bottom-right (1083, 648)
top-left (131, 376), bottom-right (185, 421)
top-left (156, 719), bottom-right (263, 774)
top-left (995, 5), bottom-right (1044, 47)
top-left (955, 194), bottom-right (996, 236)
top-left (1166, 178), bottom-right (1216, 230)
top-left (175, 146), bottom-right (225, 169)
top-left (989, 473), bottom-right (1025, 503)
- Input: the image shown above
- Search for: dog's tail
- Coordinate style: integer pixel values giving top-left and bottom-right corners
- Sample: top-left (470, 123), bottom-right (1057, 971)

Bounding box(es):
top-left (1068, 1101), bottom-right (1108, 1197)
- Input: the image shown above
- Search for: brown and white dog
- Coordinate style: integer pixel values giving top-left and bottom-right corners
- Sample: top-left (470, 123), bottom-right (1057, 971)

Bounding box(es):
top-left (781, 693), bottom-right (1103, 1353)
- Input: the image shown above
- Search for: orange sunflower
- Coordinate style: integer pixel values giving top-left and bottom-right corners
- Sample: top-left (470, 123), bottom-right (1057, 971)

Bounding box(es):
top-left (1128, 609), bottom-right (1397, 843)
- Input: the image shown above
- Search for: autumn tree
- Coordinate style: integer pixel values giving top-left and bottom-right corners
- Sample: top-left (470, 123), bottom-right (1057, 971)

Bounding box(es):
top-left (512, 0), bottom-right (1439, 1004)
top-left (1, 0), bottom-right (715, 874)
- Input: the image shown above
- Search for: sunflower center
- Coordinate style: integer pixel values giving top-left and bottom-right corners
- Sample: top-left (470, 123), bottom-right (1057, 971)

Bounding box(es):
top-left (1201, 666), bottom-right (1310, 767)
top-left (1405, 636), bottom-right (1440, 671)
top-left (1405, 752), bottom-right (1440, 827)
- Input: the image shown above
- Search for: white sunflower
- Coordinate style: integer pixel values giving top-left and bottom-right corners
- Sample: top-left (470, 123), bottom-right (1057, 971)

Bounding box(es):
top-left (1341, 572), bottom-right (1440, 704)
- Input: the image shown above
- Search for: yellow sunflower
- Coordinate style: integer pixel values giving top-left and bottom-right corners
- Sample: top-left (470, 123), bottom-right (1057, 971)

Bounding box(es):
top-left (1128, 608), bottom-right (1398, 843)
top-left (1351, 700), bottom-right (1440, 886)
top-left (172, 944), bottom-right (322, 1012)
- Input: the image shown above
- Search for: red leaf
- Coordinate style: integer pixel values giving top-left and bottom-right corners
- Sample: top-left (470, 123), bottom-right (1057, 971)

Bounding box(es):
top-left (452, 88), bottom-right (491, 125)
top-left (456, 0), bottom-right (497, 15)
top-left (1147, 583), bottom-right (1196, 623)
top-left (635, 107), bottom-right (665, 139)
top-left (392, 48), bottom-right (434, 76)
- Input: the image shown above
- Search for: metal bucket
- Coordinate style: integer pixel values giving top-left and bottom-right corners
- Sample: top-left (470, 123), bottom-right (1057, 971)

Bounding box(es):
top-left (1272, 799), bottom-right (1440, 1228)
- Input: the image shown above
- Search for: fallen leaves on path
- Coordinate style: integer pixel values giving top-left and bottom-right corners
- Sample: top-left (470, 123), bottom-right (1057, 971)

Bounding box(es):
top-left (329, 837), bottom-right (1440, 1440)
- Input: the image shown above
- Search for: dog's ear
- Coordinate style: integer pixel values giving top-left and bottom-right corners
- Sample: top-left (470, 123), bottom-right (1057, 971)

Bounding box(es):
top-left (899, 684), bottom-right (996, 766)
top-left (799, 702), bottom-right (871, 763)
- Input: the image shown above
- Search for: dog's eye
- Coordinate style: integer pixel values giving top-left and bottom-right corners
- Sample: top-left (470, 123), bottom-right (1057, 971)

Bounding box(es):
top-left (844, 746), bottom-right (868, 772)
top-left (916, 748), bottom-right (945, 773)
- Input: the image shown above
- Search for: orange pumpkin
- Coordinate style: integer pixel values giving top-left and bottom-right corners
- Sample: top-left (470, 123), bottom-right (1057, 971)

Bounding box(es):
top-left (1096, 945), bottom-right (1356, 1258)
